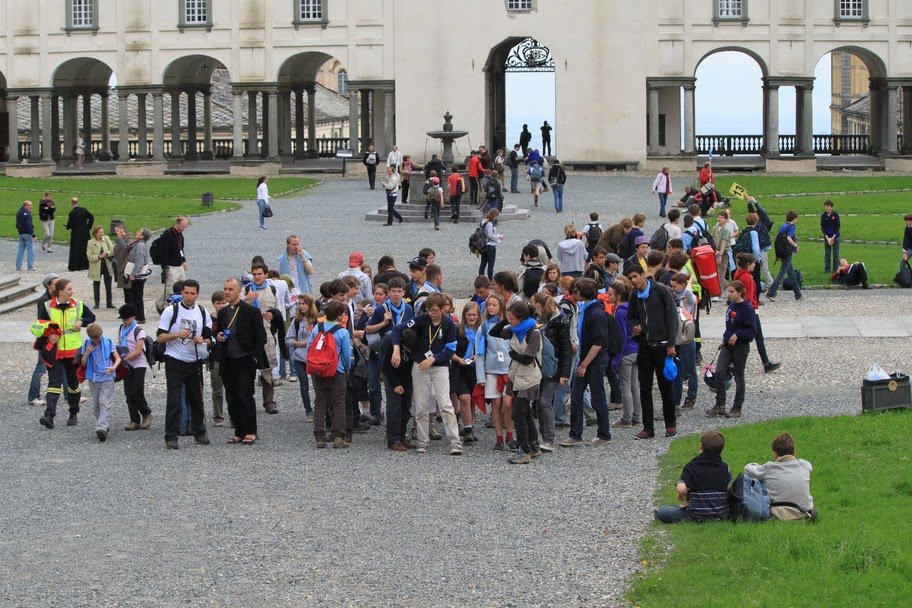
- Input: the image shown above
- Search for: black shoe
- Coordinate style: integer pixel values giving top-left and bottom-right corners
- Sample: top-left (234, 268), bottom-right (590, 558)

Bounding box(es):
top-left (166, 440), bottom-right (179, 450)
top-left (764, 361), bottom-right (781, 373)
top-left (96, 429), bottom-right (108, 442)
top-left (424, 211), bottom-right (429, 219)
top-left (194, 433), bottom-right (211, 445)
top-left (39, 415), bottom-right (54, 429)
top-left (67, 413), bottom-right (77, 426)
top-left (434, 225), bottom-right (439, 231)
top-left (507, 439), bottom-right (518, 450)
top-left (398, 217), bottom-right (403, 224)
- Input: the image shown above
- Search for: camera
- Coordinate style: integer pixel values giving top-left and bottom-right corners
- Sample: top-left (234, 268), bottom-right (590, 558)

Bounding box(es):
top-left (222, 329), bottom-right (232, 340)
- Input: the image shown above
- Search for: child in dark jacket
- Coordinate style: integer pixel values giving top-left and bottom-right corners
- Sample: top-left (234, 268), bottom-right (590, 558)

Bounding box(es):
top-left (706, 280), bottom-right (755, 419)
top-left (656, 430), bottom-right (732, 523)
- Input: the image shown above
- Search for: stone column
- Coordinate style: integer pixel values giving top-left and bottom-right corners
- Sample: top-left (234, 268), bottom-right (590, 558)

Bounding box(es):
top-left (306, 85), bottom-right (317, 158)
top-left (41, 94), bottom-right (53, 162)
top-left (152, 91), bottom-right (165, 161)
top-left (30, 96), bottom-right (41, 161)
top-left (62, 95), bottom-right (75, 162)
top-left (869, 84), bottom-right (882, 153)
top-left (82, 93), bottom-right (93, 162)
top-left (683, 85), bottom-right (696, 155)
top-left (117, 92), bottom-right (129, 161)
top-left (267, 90), bottom-right (279, 159)
top-left (186, 90), bottom-right (198, 160)
top-left (348, 89), bottom-right (359, 153)
top-left (202, 91), bottom-right (213, 159)
top-left (294, 88), bottom-right (306, 158)
top-left (136, 93), bottom-right (148, 158)
top-left (99, 93), bottom-right (111, 160)
top-left (232, 90), bottom-right (244, 159)
top-left (902, 87), bottom-right (912, 154)
top-left (801, 85), bottom-right (813, 156)
top-left (360, 89), bottom-right (370, 149)
top-left (51, 95), bottom-right (60, 161)
top-left (885, 85), bottom-right (900, 155)
top-left (384, 89), bottom-right (394, 151)
top-left (170, 91), bottom-right (182, 158)
top-left (764, 84), bottom-right (780, 156)
top-left (647, 86), bottom-right (660, 156)
top-left (7, 96), bottom-right (18, 162)
top-left (281, 92), bottom-right (293, 156)
top-left (247, 91), bottom-right (258, 157)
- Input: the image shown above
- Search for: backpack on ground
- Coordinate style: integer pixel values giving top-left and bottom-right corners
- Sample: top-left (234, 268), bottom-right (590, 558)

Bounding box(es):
top-left (538, 332), bottom-right (558, 379)
top-left (151, 302), bottom-right (207, 363)
top-left (604, 313), bottom-right (623, 357)
top-left (731, 226), bottom-right (755, 255)
top-left (306, 322), bottom-right (343, 378)
top-left (895, 260), bottom-right (912, 288)
top-left (149, 235), bottom-right (164, 265)
top-left (586, 223), bottom-right (603, 251)
top-left (773, 229), bottom-right (791, 261)
top-left (649, 224), bottom-right (669, 251)
top-left (782, 270), bottom-right (804, 292)
top-left (728, 473), bottom-right (771, 522)
top-left (119, 324), bottom-right (156, 369)
top-left (469, 221), bottom-right (490, 256)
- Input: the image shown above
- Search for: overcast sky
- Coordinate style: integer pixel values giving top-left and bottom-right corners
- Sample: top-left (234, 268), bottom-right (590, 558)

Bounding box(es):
top-left (505, 52), bottom-right (835, 154)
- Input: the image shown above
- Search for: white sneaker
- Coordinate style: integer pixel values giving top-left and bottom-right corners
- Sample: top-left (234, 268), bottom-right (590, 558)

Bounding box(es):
top-left (589, 437), bottom-right (611, 446)
top-left (28, 398), bottom-right (46, 406)
top-left (450, 443), bottom-right (463, 456)
top-left (288, 376), bottom-right (298, 383)
top-left (539, 442), bottom-right (555, 453)
top-left (711, 296), bottom-right (722, 303)
top-left (416, 443), bottom-right (428, 454)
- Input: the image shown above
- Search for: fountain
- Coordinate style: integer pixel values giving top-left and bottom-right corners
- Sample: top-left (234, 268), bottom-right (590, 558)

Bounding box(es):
top-left (426, 110), bottom-right (468, 165)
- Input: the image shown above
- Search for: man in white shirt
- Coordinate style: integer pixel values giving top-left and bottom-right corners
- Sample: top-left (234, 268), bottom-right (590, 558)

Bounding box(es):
top-left (338, 251), bottom-right (372, 302)
top-left (386, 145), bottom-right (402, 172)
top-left (156, 279), bottom-right (212, 449)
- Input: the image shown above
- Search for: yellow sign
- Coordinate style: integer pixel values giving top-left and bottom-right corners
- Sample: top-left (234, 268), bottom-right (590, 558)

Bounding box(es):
top-left (729, 183), bottom-right (747, 200)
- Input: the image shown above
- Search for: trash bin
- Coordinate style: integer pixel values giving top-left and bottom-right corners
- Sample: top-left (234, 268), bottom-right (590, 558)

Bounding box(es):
top-left (201, 192), bottom-right (214, 207)
top-left (109, 218), bottom-right (125, 236)
top-left (862, 372), bottom-right (912, 412)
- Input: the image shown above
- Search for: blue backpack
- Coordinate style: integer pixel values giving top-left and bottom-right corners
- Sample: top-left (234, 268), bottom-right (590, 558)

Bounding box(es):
top-left (728, 473), bottom-right (771, 522)
top-left (539, 331), bottom-right (557, 379)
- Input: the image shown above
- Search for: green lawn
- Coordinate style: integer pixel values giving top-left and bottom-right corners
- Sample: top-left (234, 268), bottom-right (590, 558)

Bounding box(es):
top-left (704, 176), bottom-right (912, 285)
top-left (629, 410), bottom-right (912, 608)
top-left (1, 177), bottom-right (316, 242)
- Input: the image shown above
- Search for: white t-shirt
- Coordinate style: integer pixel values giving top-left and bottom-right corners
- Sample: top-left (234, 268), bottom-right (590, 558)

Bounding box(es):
top-left (665, 222), bottom-right (682, 240)
top-left (158, 303), bottom-right (212, 363)
top-left (256, 183), bottom-right (269, 201)
top-left (119, 323), bottom-right (149, 369)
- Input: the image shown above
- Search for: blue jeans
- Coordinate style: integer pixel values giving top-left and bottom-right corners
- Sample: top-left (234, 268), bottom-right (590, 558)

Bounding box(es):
top-left (256, 199), bottom-right (267, 228)
top-left (552, 184), bottom-right (564, 212)
top-left (16, 234), bottom-right (35, 270)
top-left (367, 356), bottom-right (382, 419)
top-left (655, 505), bottom-right (689, 523)
top-left (673, 341), bottom-right (698, 406)
top-left (767, 253), bottom-right (801, 299)
top-left (293, 361), bottom-right (313, 415)
top-left (824, 235), bottom-right (840, 272)
top-left (570, 358), bottom-right (611, 440)
top-left (479, 244), bottom-right (496, 279)
top-left (657, 193), bottom-right (668, 216)
top-left (510, 167), bottom-right (519, 192)
top-left (28, 356), bottom-right (47, 401)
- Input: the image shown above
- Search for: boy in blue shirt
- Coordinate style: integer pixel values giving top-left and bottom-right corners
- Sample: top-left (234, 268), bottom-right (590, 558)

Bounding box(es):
top-left (307, 301), bottom-right (352, 449)
top-left (766, 210), bottom-right (802, 301)
top-left (78, 323), bottom-right (121, 442)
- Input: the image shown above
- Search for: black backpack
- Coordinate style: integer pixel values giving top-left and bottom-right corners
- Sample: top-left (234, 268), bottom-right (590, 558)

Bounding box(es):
top-left (119, 324), bottom-right (156, 369)
top-left (731, 227), bottom-right (755, 255)
top-left (773, 229), bottom-right (791, 261)
top-left (649, 224), bottom-right (669, 250)
top-left (895, 261), bottom-right (912, 288)
top-left (604, 313), bottom-right (623, 357)
top-left (151, 303), bottom-right (208, 363)
top-left (149, 235), bottom-right (164, 265)
top-left (422, 179), bottom-right (433, 196)
top-left (469, 221), bottom-right (490, 256)
top-left (586, 223), bottom-right (603, 251)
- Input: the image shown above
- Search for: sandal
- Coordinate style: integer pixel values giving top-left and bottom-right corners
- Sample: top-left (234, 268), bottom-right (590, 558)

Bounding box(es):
top-left (241, 435), bottom-right (257, 445)
top-left (226, 436), bottom-right (243, 444)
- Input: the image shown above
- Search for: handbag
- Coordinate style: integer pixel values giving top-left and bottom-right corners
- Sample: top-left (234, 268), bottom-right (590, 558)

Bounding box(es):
top-left (263, 204), bottom-right (274, 218)
top-left (123, 262), bottom-right (153, 279)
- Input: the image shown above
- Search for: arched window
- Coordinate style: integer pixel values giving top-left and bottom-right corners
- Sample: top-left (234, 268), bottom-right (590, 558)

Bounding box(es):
top-left (337, 70), bottom-right (348, 96)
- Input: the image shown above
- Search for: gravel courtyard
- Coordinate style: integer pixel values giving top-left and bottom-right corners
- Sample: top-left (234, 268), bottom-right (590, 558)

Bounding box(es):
top-left (1, 174), bottom-right (908, 607)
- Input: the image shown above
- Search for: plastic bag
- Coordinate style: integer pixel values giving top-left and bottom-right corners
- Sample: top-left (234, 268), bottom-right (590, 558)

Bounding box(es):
top-left (866, 364), bottom-right (890, 381)
top-left (663, 355), bottom-right (678, 382)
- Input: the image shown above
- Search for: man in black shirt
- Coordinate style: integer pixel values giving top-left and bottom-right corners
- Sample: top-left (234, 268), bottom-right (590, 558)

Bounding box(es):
top-left (155, 217), bottom-right (189, 313)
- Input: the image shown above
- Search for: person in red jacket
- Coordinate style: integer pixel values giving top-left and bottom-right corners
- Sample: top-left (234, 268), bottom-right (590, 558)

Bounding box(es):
top-left (733, 253), bottom-right (780, 374)
top-left (467, 150), bottom-right (482, 208)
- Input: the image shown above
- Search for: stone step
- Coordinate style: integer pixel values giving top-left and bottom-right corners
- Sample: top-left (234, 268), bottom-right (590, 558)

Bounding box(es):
top-left (0, 275), bottom-right (21, 292)
top-left (0, 290), bottom-right (43, 316)
top-left (0, 276), bottom-right (41, 315)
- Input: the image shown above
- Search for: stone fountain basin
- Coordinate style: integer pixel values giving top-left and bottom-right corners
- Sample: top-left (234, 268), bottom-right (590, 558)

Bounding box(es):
top-left (426, 130), bottom-right (469, 138)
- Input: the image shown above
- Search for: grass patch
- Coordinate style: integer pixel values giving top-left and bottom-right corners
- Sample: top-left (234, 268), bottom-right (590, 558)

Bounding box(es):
top-left (714, 175), bottom-right (912, 197)
top-left (0, 177), bottom-right (316, 242)
top-left (629, 410), bottom-right (912, 608)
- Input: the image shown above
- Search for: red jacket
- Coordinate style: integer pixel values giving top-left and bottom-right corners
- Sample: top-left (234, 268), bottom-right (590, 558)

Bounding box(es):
top-left (447, 172), bottom-right (464, 196)
top-left (468, 156), bottom-right (482, 178)
top-left (699, 167), bottom-right (714, 186)
top-left (733, 268), bottom-right (759, 310)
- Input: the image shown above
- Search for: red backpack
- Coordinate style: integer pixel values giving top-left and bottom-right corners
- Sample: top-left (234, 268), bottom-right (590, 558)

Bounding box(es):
top-left (306, 322), bottom-right (343, 378)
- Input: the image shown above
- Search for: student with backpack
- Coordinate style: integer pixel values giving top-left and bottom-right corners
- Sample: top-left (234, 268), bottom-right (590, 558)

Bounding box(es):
top-left (117, 304), bottom-right (153, 432)
top-left (507, 144), bottom-right (523, 193)
top-left (548, 159), bottom-right (567, 212)
top-left (705, 280), bottom-right (755, 419)
top-left (607, 282), bottom-right (641, 428)
top-left (484, 170), bottom-right (504, 212)
top-left (582, 212), bottom-right (603, 255)
top-left (306, 301), bottom-right (353, 449)
top-left (286, 294), bottom-right (319, 422)
top-left (528, 161), bottom-right (545, 207)
top-left (733, 254), bottom-right (780, 374)
top-left (744, 432), bottom-right (816, 521)
top-left (446, 166), bottom-right (467, 223)
top-left (477, 209), bottom-right (502, 280)
top-left (766, 211), bottom-right (802, 302)
top-left (530, 292), bottom-right (572, 452)
top-left (77, 323), bottom-right (122, 442)
top-left (655, 431), bottom-right (731, 523)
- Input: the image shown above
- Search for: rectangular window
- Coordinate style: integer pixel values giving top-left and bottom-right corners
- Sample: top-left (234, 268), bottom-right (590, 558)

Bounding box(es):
top-left (71, 0), bottom-right (94, 27)
top-left (299, 0), bottom-right (322, 21)
top-left (507, 0), bottom-right (533, 10)
top-left (184, 0), bottom-right (208, 24)
top-left (717, 0), bottom-right (743, 18)
top-left (839, 0), bottom-right (863, 17)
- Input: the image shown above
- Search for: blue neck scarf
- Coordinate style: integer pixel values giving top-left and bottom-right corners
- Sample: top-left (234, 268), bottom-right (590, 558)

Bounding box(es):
top-left (387, 299), bottom-right (406, 325)
top-left (463, 325), bottom-right (477, 360)
top-left (250, 281), bottom-right (269, 308)
top-left (119, 320), bottom-right (137, 348)
top-left (513, 317), bottom-right (536, 342)
top-left (636, 279), bottom-right (652, 300)
top-left (577, 300), bottom-right (591, 342)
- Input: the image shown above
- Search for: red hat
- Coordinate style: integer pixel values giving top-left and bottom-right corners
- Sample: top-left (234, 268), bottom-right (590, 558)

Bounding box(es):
top-left (431, 177), bottom-right (440, 185)
top-left (348, 252), bottom-right (364, 267)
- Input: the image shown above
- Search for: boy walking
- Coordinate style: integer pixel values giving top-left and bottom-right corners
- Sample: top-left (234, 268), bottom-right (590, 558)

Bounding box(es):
top-left (118, 304), bottom-right (153, 431)
top-left (655, 430), bottom-right (731, 523)
top-left (78, 323), bottom-right (121, 442)
top-left (766, 211), bottom-right (802, 301)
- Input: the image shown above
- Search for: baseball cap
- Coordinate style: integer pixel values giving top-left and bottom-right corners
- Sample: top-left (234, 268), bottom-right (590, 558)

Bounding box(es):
top-left (431, 177), bottom-right (440, 185)
top-left (409, 256), bottom-right (428, 270)
top-left (348, 252), bottom-right (364, 267)
top-left (41, 273), bottom-right (59, 288)
top-left (605, 253), bottom-right (623, 264)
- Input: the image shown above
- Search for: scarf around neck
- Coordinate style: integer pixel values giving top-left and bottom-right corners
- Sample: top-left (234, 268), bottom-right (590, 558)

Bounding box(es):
top-left (513, 317), bottom-right (536, 342)
top-left (636, 279), bottom-right (652, 300)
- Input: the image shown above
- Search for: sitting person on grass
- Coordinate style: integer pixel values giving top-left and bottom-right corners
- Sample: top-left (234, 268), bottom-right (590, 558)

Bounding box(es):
top-left (655, 430), bottom-right (732, 523)
top-left (744, 432), bottom-right (816, 521)
top-left (830, 258), bottom-right (871, 290)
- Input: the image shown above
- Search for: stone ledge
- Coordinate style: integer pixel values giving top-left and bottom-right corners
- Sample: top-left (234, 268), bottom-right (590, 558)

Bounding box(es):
top-left (766, 157), bottom-right (817, 173)
top-left (5, 162), bottom-right (55, 178)
top-left (116, 161), bottom-right (167, 177)
top-left (229, 161), bottom-right (283, 177)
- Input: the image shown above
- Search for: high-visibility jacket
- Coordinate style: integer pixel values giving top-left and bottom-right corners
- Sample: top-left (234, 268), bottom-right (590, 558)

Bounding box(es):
top-left (31, 298), bottom-right (87, 358)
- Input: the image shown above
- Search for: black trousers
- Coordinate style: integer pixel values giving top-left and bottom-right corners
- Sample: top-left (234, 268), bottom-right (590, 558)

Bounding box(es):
top-left (386, 191), bottom-right (402, 224)
top-left (366, 165), bottom-right (377, 189)
top-left (223, 355), bottom-right (258, 438)
top-left (401, 179), bottom-right (411, 203)
top-left (44, 357), bottom-right (81, 418)
top-left (637, 344), bottom-right (676, 433)
top-left (93, 262), bottom-right (112, 307)
top-left (123, 366), bottom-right (150, 423)
top-left (469, 177), bottom-right (480, 205)
top-left (130, 279), bottom-right (146, 321)
top-left (164, 358), bottom-right (206, 441)
top-left (384, 378), bottom-right (411, 444)
top-left (715, 342), bottom-right (750, 411)
top-left (512, 396), bottom-right (540, 454)
top-left (450, 194), bottom-right (462, 219)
